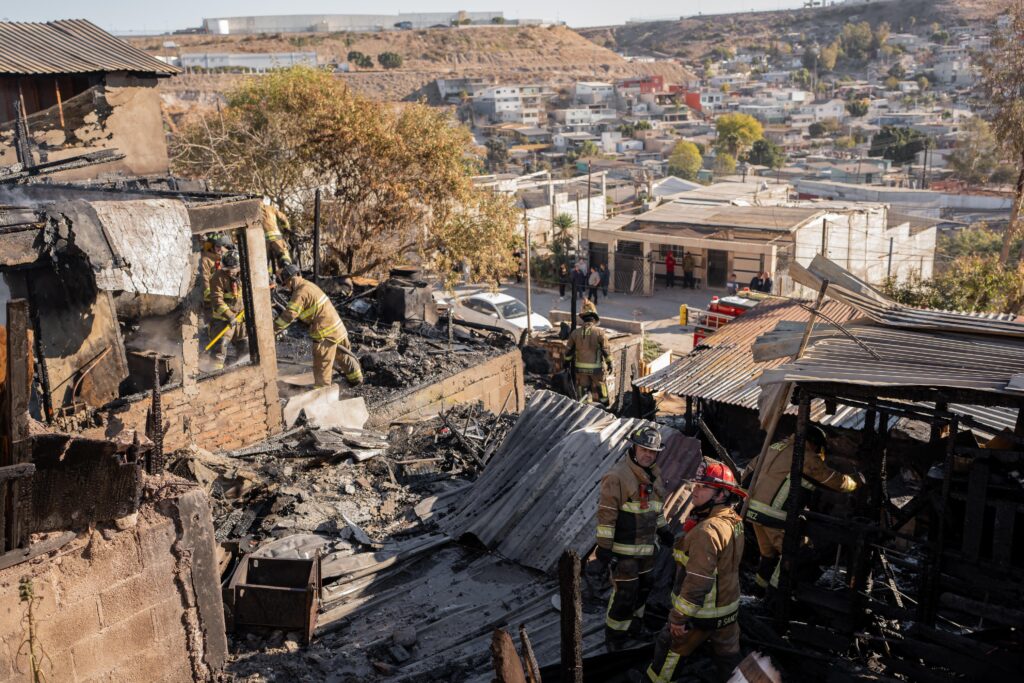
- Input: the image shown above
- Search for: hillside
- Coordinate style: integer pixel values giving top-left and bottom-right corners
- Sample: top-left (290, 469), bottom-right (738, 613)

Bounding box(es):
top-left (131, 25), bottom-right (694, 103)
top-left (579, 0), bottom-right (1004, 61)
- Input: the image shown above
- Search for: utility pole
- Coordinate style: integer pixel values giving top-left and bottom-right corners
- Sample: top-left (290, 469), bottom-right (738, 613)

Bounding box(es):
top-left (524, 214), bottom-right (533, 342)
top-left (586, 161), bottom-right (592, 264)
top-left (313, 188), bottom-right (322, 281)
top-left (887, 237), bottom-right (894, 278)
top-left (820, 218), bottom-right (828, 257)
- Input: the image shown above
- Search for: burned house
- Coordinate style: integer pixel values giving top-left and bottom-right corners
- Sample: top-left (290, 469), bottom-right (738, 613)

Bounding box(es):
top-left (642, 255), bottom-right (1024, 681)
top-left (0, 19), bottom-right (179, 180)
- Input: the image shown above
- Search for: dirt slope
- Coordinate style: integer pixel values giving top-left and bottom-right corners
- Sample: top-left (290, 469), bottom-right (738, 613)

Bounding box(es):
top-left (132, 25), bottom-right (694, 102)
top-left (579, 0), bottom-right (1004, 61)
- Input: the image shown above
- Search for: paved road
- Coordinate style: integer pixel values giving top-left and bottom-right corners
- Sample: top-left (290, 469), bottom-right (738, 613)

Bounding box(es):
top-left (454, 280), bottom-right (733, 355)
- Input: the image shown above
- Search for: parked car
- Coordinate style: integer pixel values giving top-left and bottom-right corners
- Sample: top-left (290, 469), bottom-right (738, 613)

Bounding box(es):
top-left (445, 292), bottom-right (552, 334)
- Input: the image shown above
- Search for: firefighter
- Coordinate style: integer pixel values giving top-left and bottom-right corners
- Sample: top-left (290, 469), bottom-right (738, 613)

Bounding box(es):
top-left (208, 250), bottom-right (247, 370)
top-left (200, 235), bottom-right (233, 308)
top-left (261, 199), bottom-right (293, 272)
top-left (273, 264), bottom-right (363, 388)
top-left (590, 425), bottom-right (674, 650)
top-left (745, 425), bottom-right (860, 591)
top-left (565, 299), bottom-right (613, 407)
top-left (637, 459), bottom-right (746, 682)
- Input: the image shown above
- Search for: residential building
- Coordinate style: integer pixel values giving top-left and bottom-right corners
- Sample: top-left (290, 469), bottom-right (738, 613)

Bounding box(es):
top-left (473, 85), bottom-right (548, 125)
top-left (574, 81), bottom-right (615, 105)
top-left (616, 75), bottom-right (666, 96)
top-left (0, 19), bottom-right (180, 179)
top-left (202, 11), bottom-right (505, 34)
top-left (178, 52), bottom-right (316, 72)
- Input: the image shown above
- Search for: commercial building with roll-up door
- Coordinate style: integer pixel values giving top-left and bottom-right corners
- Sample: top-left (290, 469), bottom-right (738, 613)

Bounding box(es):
top-left (582, 182), bottom-right (936, 297)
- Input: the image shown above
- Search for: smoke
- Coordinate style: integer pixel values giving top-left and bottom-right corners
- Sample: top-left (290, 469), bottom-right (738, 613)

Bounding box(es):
top-left (123, 312), bottom-right (186, 360)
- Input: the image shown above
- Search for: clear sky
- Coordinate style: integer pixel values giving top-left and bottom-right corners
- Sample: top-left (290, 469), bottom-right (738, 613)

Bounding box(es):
top-left (5, 1), bottom-right (806, 34)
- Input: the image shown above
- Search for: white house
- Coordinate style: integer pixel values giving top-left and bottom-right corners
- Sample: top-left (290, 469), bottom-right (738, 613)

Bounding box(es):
top-left (575, 81), bottom-right (615, 105)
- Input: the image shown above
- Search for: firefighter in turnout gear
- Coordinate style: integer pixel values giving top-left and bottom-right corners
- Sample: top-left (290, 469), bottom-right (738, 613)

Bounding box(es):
top-left (591, 425), bottom-right (673, 650)
top-left (209, 250), bottom-right (247, 370)
top-left (200, 235), bottom-right (233, 312)
top-left (639, 459), bottom-right (746, 683)
top-left (261, 199), bottom-right (293, 272)
top-left (273, 265), bottom-right (363, 388)
top-left (565, 299), bottom-right (613, 406)
top-left (745, 425), bottom-right (860, 590)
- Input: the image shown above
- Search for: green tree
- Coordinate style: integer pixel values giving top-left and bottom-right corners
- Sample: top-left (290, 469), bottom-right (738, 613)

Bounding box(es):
top-left (747, 138), bottom-right (784, 168)
top-left (713, 153), bottom-right (737, 175)
top-left (869, 126), bottom-right (928, 164)
top-left (715, 112), bottom-right (763, 158)
top-left (846, 98), bottom-right (870, 117)
top-left (882, 256), bottom-right (1024, 314)
top-left (839, 21), bottom-right (875, 61)
top-left (171, 65), bottom-right (517, 281)
top-left (948, 117), bottom-right (998, 186)
top-left (884, 75), bottom-right (901, 90)
top-left (888, 63), bottom-right (906, 79)
top-left (550, 213), bottom-right (576, 265)
top-left (980, 3), bottom-right (1024, 263)
top-left (378, 52), bottom-right (403, 69)
top-left (347, 50), bottom-right (373, 68)
top-left (485, 138), bottom-right (509, 172)
top-left (916, 75), bottom-right (930, 91)
top-left (577, 140), bottom-right (601, 158)
top-left (819, 42), bottom-right (839, 71)
top-left (808, 121), bottom-right (827, 138)
top-left (667, 140), bottom-right (703, 180)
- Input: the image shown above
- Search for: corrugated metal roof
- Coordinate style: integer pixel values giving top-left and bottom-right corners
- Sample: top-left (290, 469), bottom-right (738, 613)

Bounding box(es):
top-left (634, 299), bottom-right (865, 427)
top-left (793, 254), bottom-right (1024, 336)
top-left (0, 19), bottom-right (180, 76)
top-left (759, 323), bottom-right (1024, 396)
top-left (439, 390), bottom-right (702, 574)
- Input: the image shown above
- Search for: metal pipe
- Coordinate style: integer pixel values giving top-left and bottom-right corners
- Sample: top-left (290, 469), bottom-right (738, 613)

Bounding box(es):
top-left (524, 214), bottom-right (533, 342)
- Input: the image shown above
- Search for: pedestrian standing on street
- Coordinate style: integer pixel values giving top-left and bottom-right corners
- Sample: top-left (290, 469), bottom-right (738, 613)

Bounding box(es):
top-left (588, 425), bottom-right (672, 651)
top-left (588, 266), bottom-right (601, 301)
top-left (682, 252), bottom-right (696, 289)
top-left (727, 273), bottom-right (739, 296)
top-left (559, 263), bottom-right (569, 299)
top-left (634, 459), bottom-right (747, 682)
top-left (599, 263), bottom-right (610, 298)
top-left (665, 251), bottom-right (676, 289)
top-left (573, 263), bottom-right (588, 300)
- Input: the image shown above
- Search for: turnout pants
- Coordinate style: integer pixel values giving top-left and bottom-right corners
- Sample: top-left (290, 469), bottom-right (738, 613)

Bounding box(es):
top-left (605, 557), bottom-right (655, 638)
top-left (211, 317), bottom-right (247, 369)
top-left (576, 371), bottom-right (609, 406)
top-left (753, 523), bottom-right (784, 588)
top-left (646, 621), bottom-right (741, 682)
top-left (312, 336), bottom-right (363, 387)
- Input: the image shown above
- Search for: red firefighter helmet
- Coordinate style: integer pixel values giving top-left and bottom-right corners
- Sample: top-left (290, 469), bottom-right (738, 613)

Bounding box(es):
top-left (690, 459), bottom-right (747, 498)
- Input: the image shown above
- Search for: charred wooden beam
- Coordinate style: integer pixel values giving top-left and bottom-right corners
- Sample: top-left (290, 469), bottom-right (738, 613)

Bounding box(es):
top-left (558, 550), bottom-right (583, 683)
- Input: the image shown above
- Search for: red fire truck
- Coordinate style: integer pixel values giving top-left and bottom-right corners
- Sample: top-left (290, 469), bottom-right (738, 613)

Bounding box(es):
top-left (687, 292), bottom-right (759, 344)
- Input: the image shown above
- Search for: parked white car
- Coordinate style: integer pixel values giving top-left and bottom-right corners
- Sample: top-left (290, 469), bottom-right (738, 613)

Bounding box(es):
top-left (447, 292), bottom-right (552, 334)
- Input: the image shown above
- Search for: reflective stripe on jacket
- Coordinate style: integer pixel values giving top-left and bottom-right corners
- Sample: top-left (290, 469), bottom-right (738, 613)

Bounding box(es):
top-left (200, 250), bottom-right (219, 302)
top-left (669, 505), bottom-right (743, 628)
top-left (597, 458), bottom-right (667, 557)
top-left (565, 322), bottom-right (611, 371)
top-left (745, 437), bottom-right (858, 528)
top-left (274, 276), bottom-right (348, 344)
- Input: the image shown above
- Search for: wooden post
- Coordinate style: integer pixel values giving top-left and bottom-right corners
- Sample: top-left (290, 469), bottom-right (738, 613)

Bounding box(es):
top-left (524, 215), bottom-right (533, 342)
top-left (491, 628), bottom-right (527, 683)
top-left (559, 550), bottom-right (583, 683)
top-left (776, 388), bottom-right (811, 619)
top-left (5, 300), bottom-right (32, 552)
top-left (519, 624), bottom-right (542, 683)
top-left (741, 279), bottom-right (829, 518)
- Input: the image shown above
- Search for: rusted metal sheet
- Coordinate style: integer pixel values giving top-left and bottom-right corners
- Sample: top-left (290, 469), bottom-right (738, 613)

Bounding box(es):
top-left (0, 19), bottom-right (179, 76)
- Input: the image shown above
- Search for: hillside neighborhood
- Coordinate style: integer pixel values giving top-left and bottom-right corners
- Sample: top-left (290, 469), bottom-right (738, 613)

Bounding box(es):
top-left (1, 2), bottom-right (1024, 683)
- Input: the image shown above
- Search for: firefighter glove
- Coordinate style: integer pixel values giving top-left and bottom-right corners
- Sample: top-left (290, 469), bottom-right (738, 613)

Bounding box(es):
top-left (657, 527), bottom-right (675, 548)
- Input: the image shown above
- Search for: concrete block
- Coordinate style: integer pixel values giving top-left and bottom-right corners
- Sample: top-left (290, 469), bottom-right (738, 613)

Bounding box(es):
top-left (138, 517), bottom-right (178, 571)
top-left (151, 598), bottom-right (186, 642)
top-left (73, 609), bottom-right (155, 678)
top-left (99, 566), bottom-right (173, 627)
top-left (37, 595), bottom-right (101, 648)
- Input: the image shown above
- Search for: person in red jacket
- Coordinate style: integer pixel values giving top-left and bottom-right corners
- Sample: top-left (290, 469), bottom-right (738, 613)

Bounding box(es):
top-left (664, 251), bottom-right (676, 289)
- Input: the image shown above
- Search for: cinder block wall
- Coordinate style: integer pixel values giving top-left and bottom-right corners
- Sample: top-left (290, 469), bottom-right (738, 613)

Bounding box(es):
top-left (367, 348), bottom-right (526, 427)
top-left (0, 486), bottom-right (227, 683)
